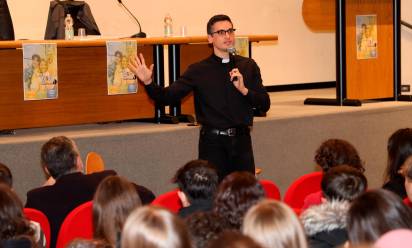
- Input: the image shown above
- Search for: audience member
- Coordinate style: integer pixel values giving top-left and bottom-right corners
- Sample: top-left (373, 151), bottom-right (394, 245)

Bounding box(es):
top-left (403, 155), bottom-right (412, 206)
top-left (0, 162), bottom-right (12, 187)
top-left (67, 238), bottom-right (112, 248)
top-left (25, 136), bottom-right (154, 248)
top-left (300, 165), bottom-right (367, 248)
top-left (243, 199), bottom-right (307, 248)
top-left (347, 189), bottom-right (412, 245)
top-left (213, 171), bottom-right (265, 230)
top-left (383, 128), bottom-right (412, 198)
top-left (0, 184), bottom-right (45, 247)
top-left (185, 211), bottom-right (228, 248)
top-left (374, 229), bottom-right (412, 248)
top-left (121, 206), bottom-right (191, 248)
top-left (303, 138), bottom-right (365, 210)
top-left (93, 175), bottom-right (142, 247)
top-left (172, 159), bottom-right (219, 218)
top-left (207, 230), bottom-right (263, 248)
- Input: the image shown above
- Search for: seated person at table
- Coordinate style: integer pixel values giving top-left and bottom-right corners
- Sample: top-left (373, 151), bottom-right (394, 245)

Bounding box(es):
top-left (172, 159), bottom-right (219, 218)
top-left (25, 136), bottom-right (154, 248)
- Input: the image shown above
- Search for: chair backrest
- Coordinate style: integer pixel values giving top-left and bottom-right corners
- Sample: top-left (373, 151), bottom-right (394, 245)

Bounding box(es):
top-left (85, 151), bottom-right (105, 174)
top-left (23, 208), bottom-right (51, 248)
top-left (151, 189), bottom-right (182, 213)
top-left (283, 171), bottom-right (323, 209)
top-left (259, 179), bottom-right (281, 200)
top-left (56, 201), bottom-right (93, 248)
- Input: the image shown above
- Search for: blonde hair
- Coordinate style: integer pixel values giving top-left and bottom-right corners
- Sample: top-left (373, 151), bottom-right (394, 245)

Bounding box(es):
top-left (242, 199), bottom-right (308, 248)
top-left (121, 206), bottom-right (191, 248)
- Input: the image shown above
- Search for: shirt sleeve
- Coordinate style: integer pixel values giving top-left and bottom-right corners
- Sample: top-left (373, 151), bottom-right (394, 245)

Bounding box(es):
top-left (244, 60), bottom-right (271, 113)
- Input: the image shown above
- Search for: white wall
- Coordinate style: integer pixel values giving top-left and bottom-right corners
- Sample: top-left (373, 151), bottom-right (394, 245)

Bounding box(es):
top-left (6, 0), bottom-right (411, 86)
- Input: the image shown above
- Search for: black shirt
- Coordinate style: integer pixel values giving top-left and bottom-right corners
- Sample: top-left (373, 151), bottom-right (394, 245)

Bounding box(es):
top-left (145, 54), bottom-right (270, 129)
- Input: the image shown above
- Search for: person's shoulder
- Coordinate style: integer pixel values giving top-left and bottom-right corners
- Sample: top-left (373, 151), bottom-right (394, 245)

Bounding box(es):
top-left (27, 185), bottom-right (53, 197)
top-left (84, 169), bottom-right (117, 178)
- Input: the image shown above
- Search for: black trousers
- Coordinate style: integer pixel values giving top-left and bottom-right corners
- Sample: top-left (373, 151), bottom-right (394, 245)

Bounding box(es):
top-left (198, 129), bottom-right (255, 181)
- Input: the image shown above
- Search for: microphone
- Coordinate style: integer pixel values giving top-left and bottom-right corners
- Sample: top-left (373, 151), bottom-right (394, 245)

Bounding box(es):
top-left (117, 0), bottom-right (146, 38)
top-left (227, 47), bottom-right (238, 81)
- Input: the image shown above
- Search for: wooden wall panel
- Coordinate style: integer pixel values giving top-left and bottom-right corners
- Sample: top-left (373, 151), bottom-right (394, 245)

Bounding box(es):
top-left (0, 46), bottom-right (154, 130)
top-left (345, 0), bottom-right (394, 99)
top-left (302, 0), bottom-right (335, 32)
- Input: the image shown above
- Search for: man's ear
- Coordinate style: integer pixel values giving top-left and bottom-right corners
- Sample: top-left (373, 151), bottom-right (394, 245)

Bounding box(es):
top-left (207, 34), bottom-right (213, 44)
top-left (76, 155), bottom-right (84, 172)
top-left (177, 190), bottom-right (190, 208)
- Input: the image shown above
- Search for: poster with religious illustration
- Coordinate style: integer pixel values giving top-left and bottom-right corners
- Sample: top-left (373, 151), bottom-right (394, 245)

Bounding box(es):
top-left (106, 40), bottom-right (138, 95)
top-left (22, 43), bottom-right (58, 101)
top-left (356, 15), bottom-right (378, 60)
top-left (235, 37), bottom-right (250, 57)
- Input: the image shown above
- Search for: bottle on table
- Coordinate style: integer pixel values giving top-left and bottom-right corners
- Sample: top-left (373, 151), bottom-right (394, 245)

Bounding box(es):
top-left (64, 14), bottom-right (74, 40)
top-left (164, 14), bottom-right (173, 37)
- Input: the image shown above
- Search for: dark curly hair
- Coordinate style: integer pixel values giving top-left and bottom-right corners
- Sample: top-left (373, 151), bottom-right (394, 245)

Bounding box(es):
top-left (185, 212), bottom-right (227, 248)
top-left (314, 139), bottom-right (364, 172)
top-left (213, 172), bottom-right (265, 230)
top-left (0, 184), bottom-right (34, 241)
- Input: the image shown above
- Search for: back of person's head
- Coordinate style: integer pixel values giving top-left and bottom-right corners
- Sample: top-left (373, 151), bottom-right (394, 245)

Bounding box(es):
top-left (0, 184), bottom-right (34, 241)
top-left (67, 238), bottom-right (112, 248)
top-left (315, 139), bottom-right (364, 172)
top-left (121, 206), bottom-right (191, 248)
top-left (93, 175), bottom-right (141, 245)
top-left (214, 171), bottom-right (265, 230)
top-left (185, 212), bottom-right (227, 248)
top-left (386, 128), bottom-right (412, 182)
top-left (347, 189), bottom-right (412, 245)
top-left (207, 230), bottom-right (263, 248)
top-left (242, 199), bottom-right (308, 248)
top-left (0, 162), bottom-right (12, 188)
top-left (321, 165), bottom-right (367, 202)
top-left (172, 159), bottom-right (218, 203)
top-left (41, 136), bottom-right (81, 179)
top-left (207, 14), bottom-right (233, 34)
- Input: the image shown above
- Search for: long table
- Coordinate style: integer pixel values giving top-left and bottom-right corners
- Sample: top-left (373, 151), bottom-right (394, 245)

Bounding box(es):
top-left (0, 35), bottom-right (277, 130)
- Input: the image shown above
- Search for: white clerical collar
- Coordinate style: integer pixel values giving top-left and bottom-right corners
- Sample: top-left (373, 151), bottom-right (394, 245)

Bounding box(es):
top-left (222, 58), bottom-right (230, 63)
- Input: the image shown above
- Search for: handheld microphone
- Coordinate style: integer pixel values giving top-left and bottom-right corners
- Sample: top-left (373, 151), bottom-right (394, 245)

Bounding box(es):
top-left (227, 47), bottom-right (238, 81)
top-left (117, 0), bottom-right (146, 38)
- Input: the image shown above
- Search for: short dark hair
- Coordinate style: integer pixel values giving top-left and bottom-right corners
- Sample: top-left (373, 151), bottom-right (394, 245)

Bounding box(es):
top-left (321, 165), bottom-right (367, 201)
top-left (207, 14), bottom-right (233, 35)
top-left (41, 136), bottom-right (79, 179)
top-left (347, 189), bottom-right (412, 245)
top-left (0, 162), bottom-right (12, 187)
top-left (213, 172), bottom-right (265, 230)
top-left (172, 160), bottom-right (218, 203)
top-left (314, 139), bottom-right (364, 172)
top-left (385, 128), bottom-right (412, 183)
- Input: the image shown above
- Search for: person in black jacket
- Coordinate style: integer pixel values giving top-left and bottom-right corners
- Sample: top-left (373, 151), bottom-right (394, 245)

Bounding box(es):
top-left (0, 0), bottom-right (14, 40)
top-left (300, 165), bottom-right (367, 248)
top-left (129, 14), bottom-right (270, 180)
top-left (172, 160), bottom-right (218, 218)
top-left (25, 136), bottom-right (154, 248)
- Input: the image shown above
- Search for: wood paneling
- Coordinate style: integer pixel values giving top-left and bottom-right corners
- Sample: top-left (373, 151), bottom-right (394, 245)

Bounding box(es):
top-left (0, 45), bottom-right (154, 130)
top-left (302, 0), bottom-right (335, 32)
top-left (345, 0), bottom-right (394, 99)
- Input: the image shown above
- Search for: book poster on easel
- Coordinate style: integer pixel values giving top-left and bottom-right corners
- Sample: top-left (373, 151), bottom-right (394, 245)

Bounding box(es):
top-left (22, 43), bottom-right (58, 101)
top-left (235, 37), bottom-right (249, 57)
top-left (106, 40), bottom-right (138, 95)
top-left (356, 15), bottom-right (378, 60)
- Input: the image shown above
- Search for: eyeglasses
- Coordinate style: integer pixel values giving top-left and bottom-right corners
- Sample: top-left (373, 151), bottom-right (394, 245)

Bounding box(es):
top-left (210, 28), bottom-right (236, 36)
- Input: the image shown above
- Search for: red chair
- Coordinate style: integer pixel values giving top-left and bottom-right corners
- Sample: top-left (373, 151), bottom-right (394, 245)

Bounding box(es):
top-left (283, 171), bottom-right (323, 210)
top-left (23, 208), bottom-right (51, 248)
top-left (56, 201), bottom-right (93, 248)
top-left (151, 189), bottom-right (182, 213)
top-left (259, 179), bottom-right (281, 200)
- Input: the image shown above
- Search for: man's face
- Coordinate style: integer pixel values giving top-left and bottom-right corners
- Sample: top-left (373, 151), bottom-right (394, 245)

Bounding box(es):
top-left (207, 20), bottom-right (235, 54)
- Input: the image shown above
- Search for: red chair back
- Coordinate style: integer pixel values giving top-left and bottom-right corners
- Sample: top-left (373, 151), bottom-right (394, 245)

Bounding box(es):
top-left (151, 189), bottom-right (182, 213)
top-left (283, 171), bottom-right (323, 209)
top-left (259, 179), bottom-right (281, 200)
top-left (56, 201), bottom-right (93, 248)
top-left (23, 208), bottom-right (51, 248)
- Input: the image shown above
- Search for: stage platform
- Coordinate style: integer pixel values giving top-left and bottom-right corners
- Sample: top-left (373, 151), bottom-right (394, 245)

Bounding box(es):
top-left (2, 88), bottom-right (412, 202)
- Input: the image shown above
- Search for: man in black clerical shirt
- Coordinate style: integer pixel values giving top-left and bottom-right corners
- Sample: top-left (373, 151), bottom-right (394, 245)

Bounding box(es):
top-left (129, 14), bottom-right (270, 180)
